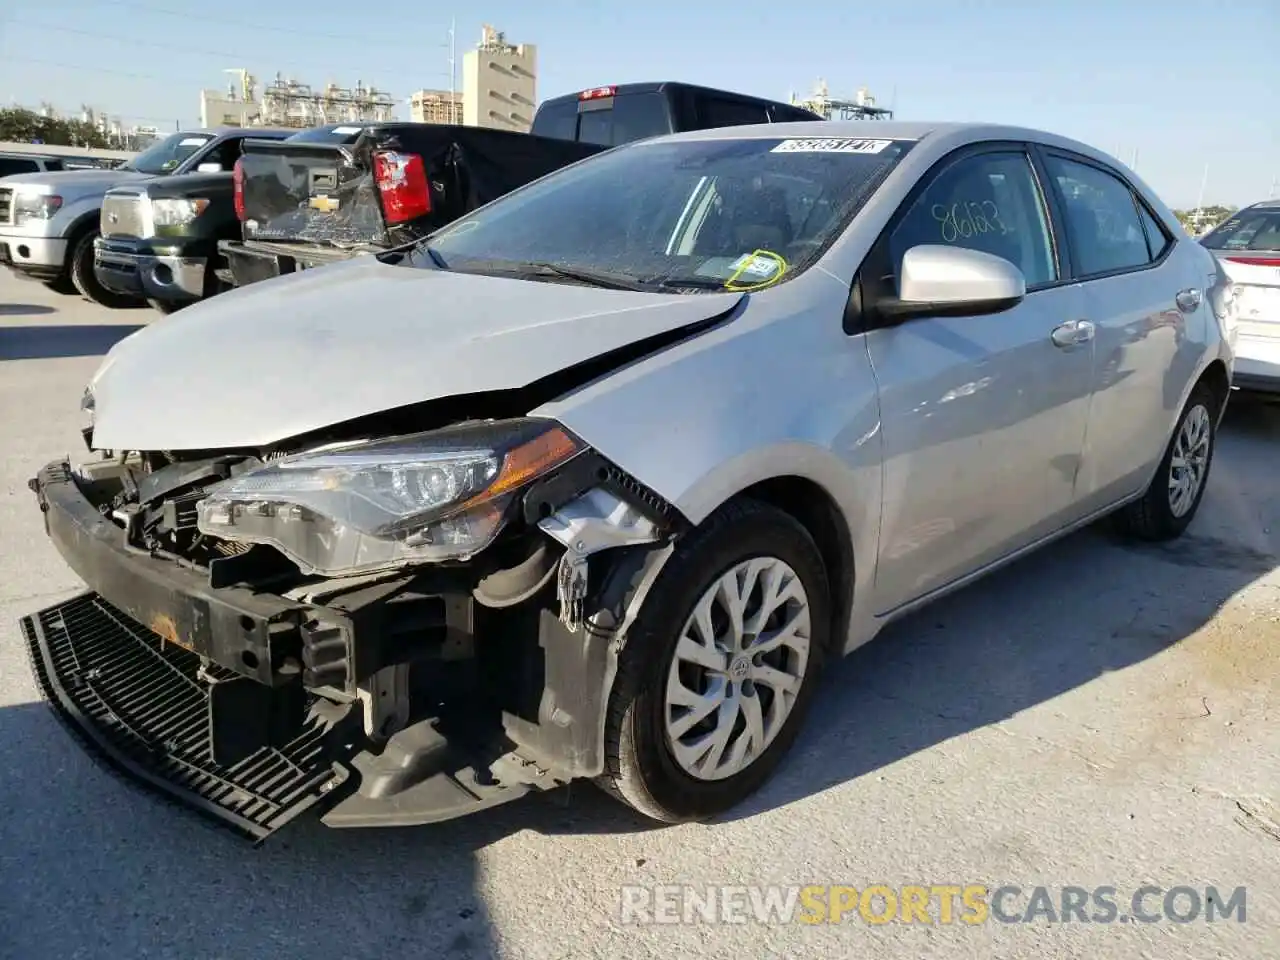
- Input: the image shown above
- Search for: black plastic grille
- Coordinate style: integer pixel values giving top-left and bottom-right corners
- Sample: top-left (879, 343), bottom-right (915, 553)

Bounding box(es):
top-left (21, 593), bottom-right (351, 842)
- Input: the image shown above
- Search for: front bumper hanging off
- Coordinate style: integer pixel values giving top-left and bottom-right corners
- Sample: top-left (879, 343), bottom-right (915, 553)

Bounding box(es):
top-left (20, 456), bottom-right (667, 841)
top-left (21, 593), bottom-right (354, 841)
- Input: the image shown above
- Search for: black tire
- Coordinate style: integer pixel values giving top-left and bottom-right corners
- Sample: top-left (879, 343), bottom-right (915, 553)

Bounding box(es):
top-left (147, 298), bottom-right (187, 315)
top-left (68, 229), bottom-right (144, 309)
top-left (41, 275), bottom-right (78, 295)
top-left (597, 498), bottom-right (832, 822)
top-left (1114, 383), bottom-right (1218, 541)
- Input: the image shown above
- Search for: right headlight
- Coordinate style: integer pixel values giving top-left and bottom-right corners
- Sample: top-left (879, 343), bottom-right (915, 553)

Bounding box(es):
top-left (195, 418), bottom-right (584, 577)
top-left (13, 191), bottom-right (63, 226)
top-left (150, 197), bottom-right (210, 234)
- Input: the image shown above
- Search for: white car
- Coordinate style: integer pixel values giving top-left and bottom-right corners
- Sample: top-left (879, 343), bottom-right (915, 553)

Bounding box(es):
top-left (1199, 200), bottom-right (1280, 397)
top-left (23, 121), bottom-right (1234, 842)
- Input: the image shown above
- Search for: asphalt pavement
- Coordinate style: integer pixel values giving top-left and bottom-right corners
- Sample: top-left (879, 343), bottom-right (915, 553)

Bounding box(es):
top-left (1, 271), bottom-right (1277, 959)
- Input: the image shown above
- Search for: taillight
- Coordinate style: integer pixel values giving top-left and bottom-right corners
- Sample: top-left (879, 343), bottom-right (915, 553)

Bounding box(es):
top-left (372, 150), bottom-right (431, 225)
top-left (579, 85), bottom-right (617, 101)
top-left (1222, 255), bottom-right (1280, 266)
top-left (232, 157), bottom-right (245, 221)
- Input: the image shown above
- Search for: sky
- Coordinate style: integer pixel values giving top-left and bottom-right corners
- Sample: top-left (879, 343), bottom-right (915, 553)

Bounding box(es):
top-left (1, 0), bottom-right (1276, 208)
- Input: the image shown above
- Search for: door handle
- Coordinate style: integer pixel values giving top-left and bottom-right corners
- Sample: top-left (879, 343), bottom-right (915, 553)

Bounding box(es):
top-left (1051, 319), bottom-right (1095, 348)
top-left (1175, 288), bottom-right (1202, 313)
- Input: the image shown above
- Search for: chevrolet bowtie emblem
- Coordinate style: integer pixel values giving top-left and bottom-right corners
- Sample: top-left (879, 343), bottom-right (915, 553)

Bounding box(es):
top-left (309, 195), bottom-right (340, 212)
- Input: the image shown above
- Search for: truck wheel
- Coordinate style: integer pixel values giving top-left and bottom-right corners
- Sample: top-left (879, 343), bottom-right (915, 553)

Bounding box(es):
top-left (147, 299), bottom-right (186, 315)
top-left (1114, 383), bottom-right (1218, 541)
top-left (69, 229), bottom-right (144, 309)
top-left (597, 498), bottom-right (831, 823)
top-left (42, 275), bottom-right (78, 295)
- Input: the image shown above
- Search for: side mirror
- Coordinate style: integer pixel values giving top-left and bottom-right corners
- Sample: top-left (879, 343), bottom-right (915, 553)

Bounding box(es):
top-left (878, 244), bottom-right (1026, 322)
top-left (196, 162), bottom-right (223, 173)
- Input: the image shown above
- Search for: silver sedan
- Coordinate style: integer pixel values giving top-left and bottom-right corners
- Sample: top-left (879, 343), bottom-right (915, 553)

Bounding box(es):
top-left (26, 120), bottom-right (1235, 836)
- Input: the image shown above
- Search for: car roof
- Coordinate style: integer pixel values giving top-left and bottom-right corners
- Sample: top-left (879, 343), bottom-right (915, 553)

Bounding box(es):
top-left (1242, 199), bottom-right (1280, 210)
top-left (646, 120), bottom-right (1137, 168)
top-left (179, 127), bottom-right (295, 138)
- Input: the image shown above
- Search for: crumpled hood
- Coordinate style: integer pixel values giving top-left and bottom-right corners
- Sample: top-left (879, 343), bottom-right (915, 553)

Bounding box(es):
top-left (89, 255), bottom-right (741, 450)
top-left (0, 168), bottom-right (151, 194)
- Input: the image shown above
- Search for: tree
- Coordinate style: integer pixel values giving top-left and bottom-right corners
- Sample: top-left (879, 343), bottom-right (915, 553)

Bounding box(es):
top-left (0, 106), bottom-right (112, 149)
top-left (1172, 204), bottom-right (1237, 235)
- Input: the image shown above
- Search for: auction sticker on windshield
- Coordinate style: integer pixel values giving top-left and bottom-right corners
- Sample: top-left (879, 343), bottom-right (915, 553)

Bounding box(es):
top-left (771, 138), bottom-right (893, 154)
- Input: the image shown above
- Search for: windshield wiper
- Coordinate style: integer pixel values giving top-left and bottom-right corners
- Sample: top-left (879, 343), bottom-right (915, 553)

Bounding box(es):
top-left (651, 276), bottom-right (733, 290)
top-left (421, 244), bottom-right (449, 269)
top-left (521, 262), bottom-right (652, 291)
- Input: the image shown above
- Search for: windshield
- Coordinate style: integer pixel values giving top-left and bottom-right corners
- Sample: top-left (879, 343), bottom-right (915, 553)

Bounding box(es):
top-left (412, 135), bottom-right (914, 292)
top-left (121, 132), bottom-right (213, 175)
top-left (1200, 207), bottom-right (1280, 252)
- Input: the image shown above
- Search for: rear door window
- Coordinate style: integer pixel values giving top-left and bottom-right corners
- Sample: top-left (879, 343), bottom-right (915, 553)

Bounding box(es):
top-left (1045, 156), bottom-right (1153, 277)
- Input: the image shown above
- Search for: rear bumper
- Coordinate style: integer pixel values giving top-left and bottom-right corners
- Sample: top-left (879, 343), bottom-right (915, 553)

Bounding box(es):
top-left (94, 237), bottom-right (206, 301)
top-left (220, 238), bottom-right (360, 287)
top-left (1232, 335), bottom-right (1280, 394)
top-left (0, 232), bottom-right (68, 277)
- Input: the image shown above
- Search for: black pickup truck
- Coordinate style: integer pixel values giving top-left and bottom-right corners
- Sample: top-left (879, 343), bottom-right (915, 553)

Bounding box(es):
top-left (221, 81), bottom-right (823, 287)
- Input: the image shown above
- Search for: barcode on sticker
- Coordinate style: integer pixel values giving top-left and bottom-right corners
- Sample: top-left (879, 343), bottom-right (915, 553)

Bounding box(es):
top-left (730, 254), bottom-right (780, 278)
top-left (179, 137), bottom-right (209, 147)
top-left (332, 126), bottom-right (363, 135)
top-left (771, 138), bottom-right (892, 154)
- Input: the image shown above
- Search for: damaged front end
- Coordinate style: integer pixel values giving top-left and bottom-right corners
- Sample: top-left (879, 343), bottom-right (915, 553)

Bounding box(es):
top-left (22, 417), bottom-right (685, 842)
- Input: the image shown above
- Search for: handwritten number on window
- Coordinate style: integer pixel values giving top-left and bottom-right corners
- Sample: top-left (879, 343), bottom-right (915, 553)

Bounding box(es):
top-left (930, 201), bottom-right (1009, 243)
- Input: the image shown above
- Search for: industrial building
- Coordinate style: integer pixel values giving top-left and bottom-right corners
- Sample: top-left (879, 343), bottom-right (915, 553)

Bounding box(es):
top-left (790, 79), bottom-right (893, 120)
top-left (409, 89), bottom-right (464, 125)
top-left (199, 69), bottom-right (396, 129)
top-left (462, 25), bottom-right (537, 133)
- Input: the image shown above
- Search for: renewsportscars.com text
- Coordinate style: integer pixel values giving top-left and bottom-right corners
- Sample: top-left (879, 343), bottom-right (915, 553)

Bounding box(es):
top-left (619, 884), bottom-right (1248, 926)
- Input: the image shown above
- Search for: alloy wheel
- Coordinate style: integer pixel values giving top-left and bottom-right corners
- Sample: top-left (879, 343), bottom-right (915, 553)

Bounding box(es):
top-left (663, 556), bottom-right (812, 781)
top-left (1168, 403), bottom-right (1211, 518)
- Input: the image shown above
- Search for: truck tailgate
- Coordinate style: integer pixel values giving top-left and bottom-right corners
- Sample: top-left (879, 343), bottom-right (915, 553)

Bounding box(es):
top-left (239, 138), bottom-right (387, 249)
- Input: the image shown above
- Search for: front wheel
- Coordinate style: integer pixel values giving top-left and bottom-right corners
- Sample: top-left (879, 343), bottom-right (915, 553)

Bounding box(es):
top-left (68, 230), bottom-right (144, 309)
top-left (597, 498), bottom-right (831, 822)
top-left (42, 275), bottom-right (78, 295)
top-left (1114, 383), bottom-right (1218, 541)
top-left (147, 298), bottom-right (188, 315)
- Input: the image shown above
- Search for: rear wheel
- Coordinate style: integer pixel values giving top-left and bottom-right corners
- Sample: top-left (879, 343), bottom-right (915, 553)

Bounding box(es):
top-left (598, 499), bottom-right (831, 822)
top-left (1114, 383), bottom-right (1218, 541)
top-left (68, 229), bottom-right (144, 309)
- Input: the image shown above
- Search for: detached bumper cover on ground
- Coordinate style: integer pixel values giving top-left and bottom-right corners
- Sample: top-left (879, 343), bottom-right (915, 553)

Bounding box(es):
top-left (20, 593), bottom-right (353, 842)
